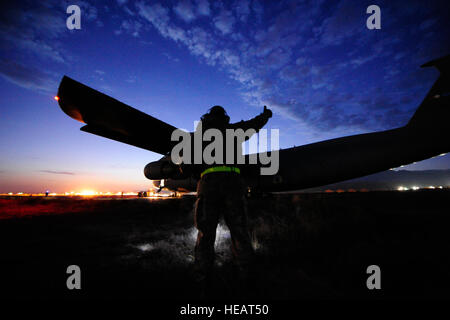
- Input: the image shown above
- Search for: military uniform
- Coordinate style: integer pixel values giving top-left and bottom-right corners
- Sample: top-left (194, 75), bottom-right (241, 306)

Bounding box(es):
top-left (193, 106), bottom-right (272, 284)
top-left (195, 172), bottom-right (252, 276)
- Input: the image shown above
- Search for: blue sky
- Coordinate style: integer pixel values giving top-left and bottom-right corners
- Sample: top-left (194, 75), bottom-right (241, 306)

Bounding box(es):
top-left (0, 0), bottom-right (449, 193)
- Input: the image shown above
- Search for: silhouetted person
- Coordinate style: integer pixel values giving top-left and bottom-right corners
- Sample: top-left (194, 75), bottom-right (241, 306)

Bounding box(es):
top-left (193, 105), bottom-right (272, 296)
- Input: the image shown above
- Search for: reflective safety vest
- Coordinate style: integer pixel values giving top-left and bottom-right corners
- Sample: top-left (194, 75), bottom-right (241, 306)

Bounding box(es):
top-left (200, 166), bottom-right (240, 178)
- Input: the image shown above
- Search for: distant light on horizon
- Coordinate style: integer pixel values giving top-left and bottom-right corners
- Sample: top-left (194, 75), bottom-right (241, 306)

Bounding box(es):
top-left (0, 189), bottom-right (171, 197)
top-left (79, 189), bottom-right (96, 196)
top-left (396, 185), bottom-right (448, 191)
top-left (54, 96), bottom-right (59, 101)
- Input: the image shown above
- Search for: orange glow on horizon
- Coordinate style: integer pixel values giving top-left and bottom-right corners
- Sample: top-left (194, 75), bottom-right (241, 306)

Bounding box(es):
top-left (0, 187), bottom-right (174, 198)
top-left (79, 190), bottom-right (96, 196)
top-left (54, 96), bottom-right (59, 101)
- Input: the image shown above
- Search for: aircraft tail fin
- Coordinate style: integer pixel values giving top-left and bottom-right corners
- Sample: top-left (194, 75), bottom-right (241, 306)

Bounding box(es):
top-left (407, 54), bottom-right (450, 131)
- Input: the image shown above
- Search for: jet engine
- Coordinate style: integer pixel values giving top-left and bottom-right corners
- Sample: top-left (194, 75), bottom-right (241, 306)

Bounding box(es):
top-left (144, 157), bottom-right (185, 180)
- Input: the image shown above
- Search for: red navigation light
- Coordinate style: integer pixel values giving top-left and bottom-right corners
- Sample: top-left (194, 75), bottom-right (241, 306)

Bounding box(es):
top-left (54, 96), bottom-right (60, 101)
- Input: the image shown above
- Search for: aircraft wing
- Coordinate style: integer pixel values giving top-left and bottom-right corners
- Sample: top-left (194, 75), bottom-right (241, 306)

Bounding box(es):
top-left (56, 75), bottom-right (178, 155)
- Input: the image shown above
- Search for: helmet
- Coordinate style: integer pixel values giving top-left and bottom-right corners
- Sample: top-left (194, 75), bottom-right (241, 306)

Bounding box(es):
top-left (209, 105), bottom-right (227, 117)
top-left (201, 105), bottom-right (230, 123)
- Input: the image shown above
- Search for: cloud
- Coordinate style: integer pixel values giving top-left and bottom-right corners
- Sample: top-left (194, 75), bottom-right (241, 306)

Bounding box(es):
top-left (123, 6), bottom-right (135, 16)
top-left (60, 0), bottom-right (98, 21)
top-left (419, 18), bottom-right (436, 30)
top-left (163, 52), bottom-right (180, 63)
top-left (251, 0), bottom-right (264, 22)
top-left (0, 4), bottom-right (68, 64)
top-left (174, 0), bottom-right (196, 23)
top-left (17, 37), bottom-right (66, 63)
top-left (115, 20), bottom-right (143, 37)
top-left (130, 0), bottom-right (449, 136)
top-left (315, 1), bottom-right (364, 47)
top-left (196, 0), bottom-right (210, 16)
top-left (213, 9), bottom-right (235, 35)
top-left (39, 170), bottom-right (75, 175)
top-left (136, 2), bottom-right (169, 26)
top-left (126, 75), bottom-right (137, 83)
top-left (0, 59), bottom-right (57, 94)
top-left (2, 0), bottom-right (444, 138)
top-left (136, 2), bottom-right (188, 43)
top-left (234, 0), bottom-right (250, 22)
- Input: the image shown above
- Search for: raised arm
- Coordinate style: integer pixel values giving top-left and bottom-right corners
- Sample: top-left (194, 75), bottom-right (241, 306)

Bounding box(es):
top-left (229, 106), bottom-right (272, 134)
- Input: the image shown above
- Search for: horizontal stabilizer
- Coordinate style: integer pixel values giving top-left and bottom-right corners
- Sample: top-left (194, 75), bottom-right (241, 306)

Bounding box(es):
top-left (57, 76), bottom-right (178, 154)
